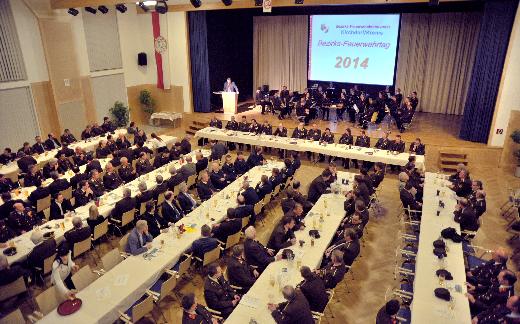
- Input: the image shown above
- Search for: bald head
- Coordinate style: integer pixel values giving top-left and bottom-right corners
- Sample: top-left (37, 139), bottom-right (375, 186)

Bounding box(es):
top-left (244, 226), bottom-right (256, 239)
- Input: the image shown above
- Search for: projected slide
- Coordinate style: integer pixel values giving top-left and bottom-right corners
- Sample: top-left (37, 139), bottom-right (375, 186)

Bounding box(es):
top-left (308, 14), bottom-right (400, 85)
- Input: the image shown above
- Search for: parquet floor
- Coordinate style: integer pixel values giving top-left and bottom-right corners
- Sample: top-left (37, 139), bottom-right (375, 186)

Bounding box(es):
top-left (4, 118), bottom-right (520, 324)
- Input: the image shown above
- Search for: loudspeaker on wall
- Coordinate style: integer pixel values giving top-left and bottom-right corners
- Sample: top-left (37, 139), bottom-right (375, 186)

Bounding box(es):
top-left (138, 52), bottom-right (147, 66)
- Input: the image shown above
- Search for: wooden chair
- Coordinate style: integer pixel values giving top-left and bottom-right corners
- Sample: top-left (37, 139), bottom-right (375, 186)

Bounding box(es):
top-left (147, 270), bottom-right (178, 303)
top-left (34, 253), bottom-right (57, 286)
top-left (119, 293), bottom-right (154, 323)
top-left (111, 209), bottom-right (135, 236)
top-left (311, 289), bottom-right (335, 323)
top-left (186, 174), bottom-right (197, 188)
top-left (157, 192), bottom-right (165, 206)
top-left (71, 265), bottom-right (97, 291)
top-left (72, 237), bottom-right (92, 259)
top-left (0, 309), bottom-right (24, 324)
top-left (139, 200), bottom-right (152, 216)
top-left (101, 248), bottom-right (124, 272)
top-left (92, 218), bottom-right (109, 244)
top-left (218, 231), bottom-right (241, 250)
top-left (0, 277), bottom-right (27, 302)
top-left (241, 216), bottom-right (250, 229)
top-left (119, 233), bottom-right (130, 253)
top-left (34, 286), bottom-right (59, 316)
top-left (36, 196), bottom-right (51, 214)
top-left (60, 186), bottom-right (73, 200)
top-left (193, 245), bottom-right (222, 267)
top-left (173, 254), bottom-right (192, 278)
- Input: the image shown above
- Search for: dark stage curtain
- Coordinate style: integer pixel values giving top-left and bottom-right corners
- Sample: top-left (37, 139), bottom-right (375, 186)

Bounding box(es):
top-left (188, 11), bottom-right (211, 113)
top-left (459, 0), bottom-right (518, 143)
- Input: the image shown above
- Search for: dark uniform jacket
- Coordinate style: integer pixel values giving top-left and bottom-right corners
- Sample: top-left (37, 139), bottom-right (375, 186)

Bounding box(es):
top-left (298, 275), bottom-right (328, 312)
top-left (64, 226), bottom-right (91, 246)
top-left (291, 128), bottom-right (307, 139)
top-left (307, 129), bottom-right (321, 141)
top-left (118, 165), bottom-right (136, 183)
top-left (182, 305), bottom-right (214, 324)
top-left (244, 238), bottom-right (274, 272)
top-left (409, 142), bottom-right (425, 155)
top-left (8, 209), bottom-right (39, 234)
top-left (273, 127), bottom-right (288, 137)
top-left (320, 261), bottom-right (347, 289)
top-left (203, 276), bottom-right (236, 317)
top-left (271, 291), bottom-right (314, 324)
top-left (355, 135), bottom-right (370, 148)
top-left (227, 256), bottom-right (256, 291)
top-left (103, 172), bottom-right (123, 191)
top-left (267, 223), bottom-right (295, 251)
top-left (308, 176), bottom-right (328, 204)
top-left (375, 138), bottom-right (391, 150)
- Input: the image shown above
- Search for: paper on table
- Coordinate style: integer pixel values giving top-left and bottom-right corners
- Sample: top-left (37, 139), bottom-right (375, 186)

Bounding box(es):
top-left (240, 295), bottom-right (260, 309)
top-left (96, 287), bottom-right (111, 300)
top-left (114, 274), bottom-right (129, 286)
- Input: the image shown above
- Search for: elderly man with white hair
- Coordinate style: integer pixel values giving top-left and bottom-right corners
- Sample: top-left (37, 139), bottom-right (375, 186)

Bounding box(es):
top-left (126, 219), bottom-right (153, 255)
top-left (64, 216), bottom-right (91, 247)
top-left (243, 226), bottom-right (281, 273)
top-left (268, 285), bottom-right (314, 324)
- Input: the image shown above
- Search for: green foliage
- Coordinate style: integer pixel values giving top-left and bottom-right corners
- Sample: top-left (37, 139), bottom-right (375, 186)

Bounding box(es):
top-left (139, 89), bottom-right (155, 115)
top-left (511, 130), bottom-right (520, 144)
top-left (109, 101), bottom-right (130, 127)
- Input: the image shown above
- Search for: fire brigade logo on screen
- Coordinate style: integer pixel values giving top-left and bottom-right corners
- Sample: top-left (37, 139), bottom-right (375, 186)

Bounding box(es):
top-left (321, 24), bottom-right (329, 33)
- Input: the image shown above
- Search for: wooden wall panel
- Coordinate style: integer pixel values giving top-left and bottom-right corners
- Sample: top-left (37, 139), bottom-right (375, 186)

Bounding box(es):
top-left (127, 84), bottom-right (184, 125)
top-left (30, 81), bottom-right (60, 136)
top-left (39, 18), bottom-right (82, 105)
top-left (81, 76), bottom-right (97, 124)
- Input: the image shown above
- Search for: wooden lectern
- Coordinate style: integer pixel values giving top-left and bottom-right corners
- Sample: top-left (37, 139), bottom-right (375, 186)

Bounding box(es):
top-left (222, 92), bottom-right (238, 114)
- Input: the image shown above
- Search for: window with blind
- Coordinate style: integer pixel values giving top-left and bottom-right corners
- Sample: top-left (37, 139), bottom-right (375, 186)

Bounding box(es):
top-left (82, 7), bottom-right (123, 72)
top-left (0, 0), bottom-right (27, 82)
top-left (0, 87), bottom-right (39, 149)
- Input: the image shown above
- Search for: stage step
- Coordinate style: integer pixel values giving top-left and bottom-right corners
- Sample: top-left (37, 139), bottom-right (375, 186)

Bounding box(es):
top-left (438, 150), bottom-right (468, 172)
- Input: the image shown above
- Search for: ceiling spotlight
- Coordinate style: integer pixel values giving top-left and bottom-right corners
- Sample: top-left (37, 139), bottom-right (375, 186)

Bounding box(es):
top-left (115, 4), bottom-right (127, 13)
top-left (155, 0), bottom-right (168, 13)
top-left (98, 5), bottom-right (109, 13)
top-left (67, 8), bottom-right (79, 16)
top-left (222, 0), bottom-right (232, 5)
top-left (254, 0), bottom-right (262, 6)
top-left (85, 6), bottom-right (97, 14)
top-left (295, 0), bottom-right (304, 3)
top-left (190, 0), bottom-right (201, 8)
top-left (137, 2), bottom-right (149, 11)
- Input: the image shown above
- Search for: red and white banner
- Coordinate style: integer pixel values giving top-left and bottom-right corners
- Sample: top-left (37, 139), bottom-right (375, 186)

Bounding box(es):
top-left (151, 12), bottom-right (171, 90)
top-left (263, 0), bottom-right (272, 13)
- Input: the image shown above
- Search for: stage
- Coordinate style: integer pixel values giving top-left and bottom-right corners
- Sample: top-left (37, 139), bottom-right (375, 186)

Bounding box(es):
top-left (182, 109), bottom-right (504, 173)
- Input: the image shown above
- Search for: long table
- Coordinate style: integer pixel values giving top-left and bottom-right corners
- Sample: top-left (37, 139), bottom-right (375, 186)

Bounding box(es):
top-left (226, 171), bottom-right (355, 324)
top-left (0, 129), bottom-right (128, 182)
top-left (38, 161), bottom-right (285, 324)
top-left (0, 134), bottom-right (177, 208)
top-left (411, 173), bottom-right (471, 324)
top-left (196, 127), bottom-right (425, 171)
top-left (0, 142), bottom-right (186, 266)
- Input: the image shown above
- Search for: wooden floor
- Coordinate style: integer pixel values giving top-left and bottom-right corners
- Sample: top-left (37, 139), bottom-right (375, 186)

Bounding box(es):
top-left (4, 118), bottom-right (520, 324)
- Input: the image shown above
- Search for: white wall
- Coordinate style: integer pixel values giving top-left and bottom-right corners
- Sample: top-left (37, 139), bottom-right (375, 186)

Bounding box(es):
top-left (118, 6), bottom-right (156, 87)
top-left (167, 11), bottom-right (192, 113)
top-left (489, 5), bottom-right (520, 147)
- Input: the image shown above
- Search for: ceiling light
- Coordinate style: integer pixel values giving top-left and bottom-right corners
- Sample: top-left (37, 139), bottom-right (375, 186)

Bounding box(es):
top-left (98, 5), bottom-right (109, 14)
top-left (190, 0), bottom-right (201, 8)
top-left (85, 7), bottom-right (97, 14)
top-left (67, 8), bottom-right (79, 16)
top-left (137, 2), bottom-right (149, 11)
top-left (155, 0), bottom-right (168, 13)
top-left (115, 4), bottom-right (127, 13)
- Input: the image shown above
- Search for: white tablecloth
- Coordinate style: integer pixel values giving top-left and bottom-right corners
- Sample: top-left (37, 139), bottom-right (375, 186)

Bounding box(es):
top-left (38, 162), bottom-right (285, 324)
top-left (226, 171), bottom-right (355, 324)
top-left (196, 127), bottom-right (425, 170)
top-left (0, 130), bottom-right (128, 182)
top-left (150, 112), bottom-right (183, 122)
top-left (411, 172), bottom-right (471, 324)
top-left (0, 140), bottom-right (180, 266)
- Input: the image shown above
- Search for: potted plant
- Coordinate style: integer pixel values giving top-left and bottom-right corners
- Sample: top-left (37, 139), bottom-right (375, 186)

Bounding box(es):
top-left (109, 101), bottom-right (130, 127)
top-left (139, 89), bottom-right (155, 115)
top-left (512, 129), bottom-right (520, 177)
